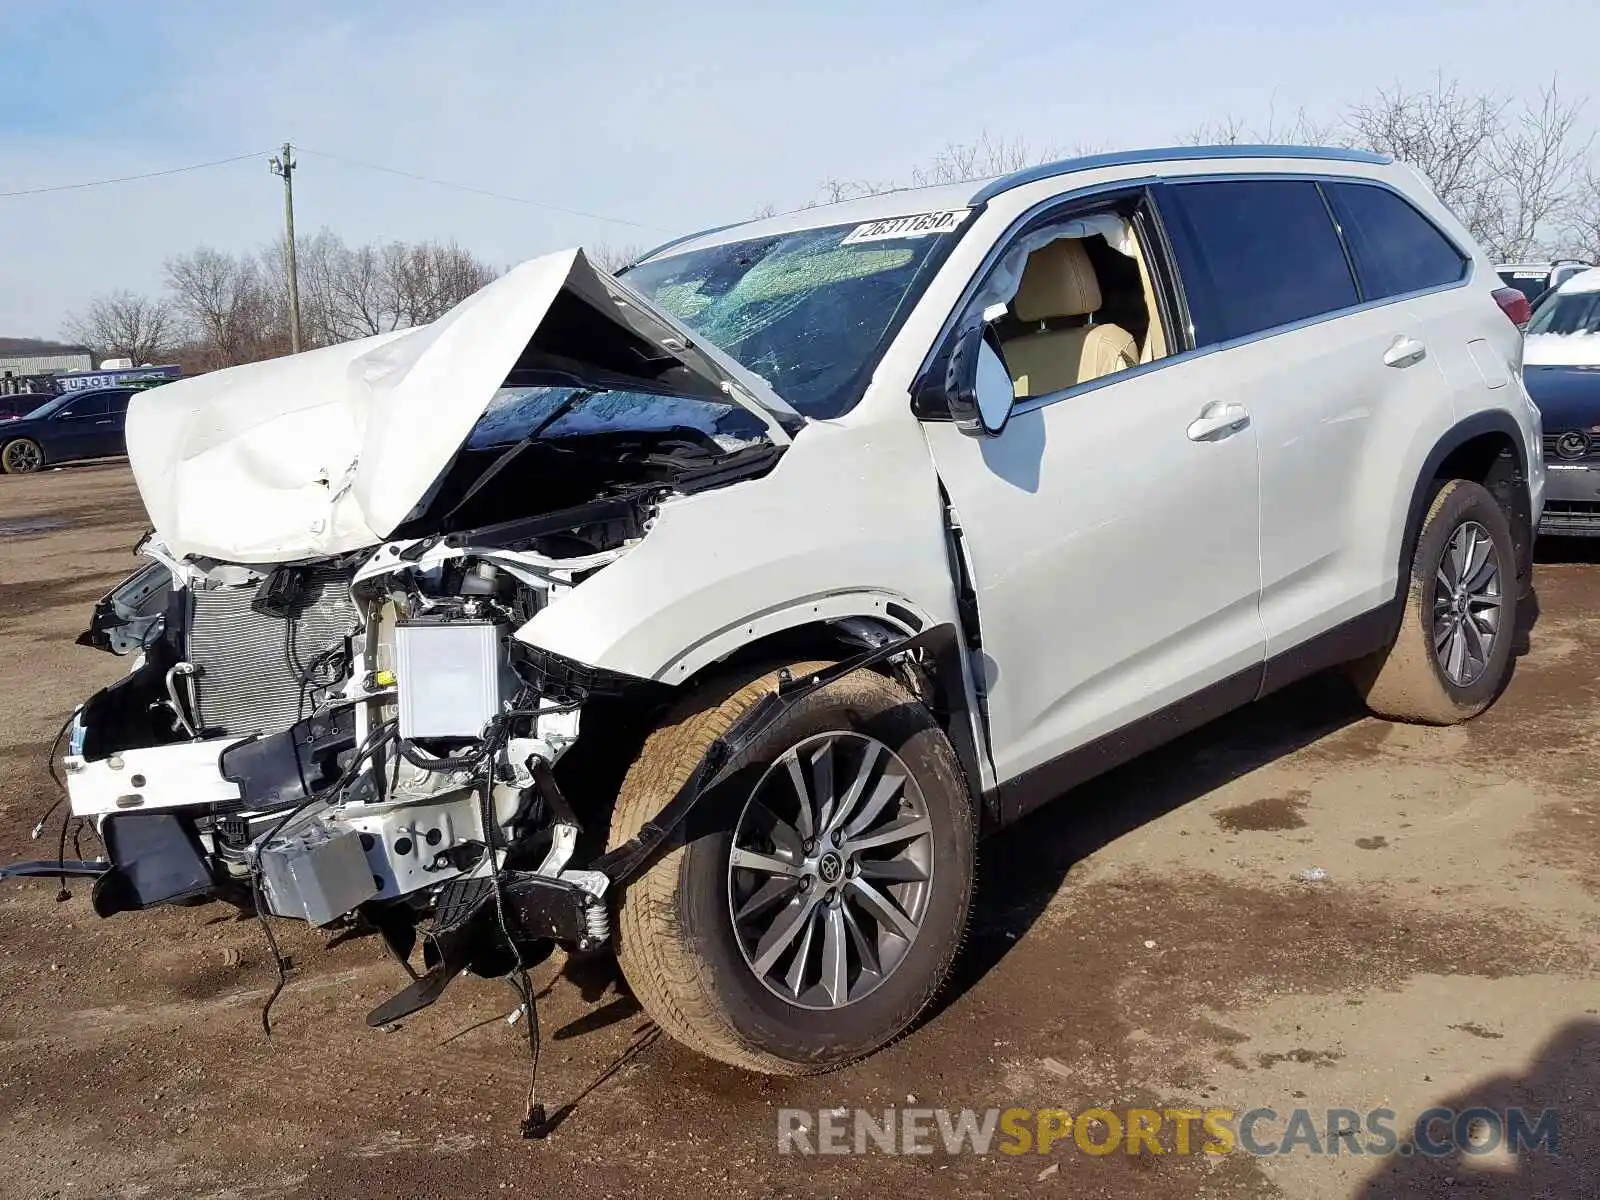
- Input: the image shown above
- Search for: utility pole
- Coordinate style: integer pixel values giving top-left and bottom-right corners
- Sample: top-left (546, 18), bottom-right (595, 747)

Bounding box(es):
top-left (268, 142), bottom-right (303, 354)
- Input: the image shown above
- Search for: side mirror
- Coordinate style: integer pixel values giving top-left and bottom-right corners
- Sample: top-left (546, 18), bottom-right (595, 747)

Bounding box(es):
top-left (941, 315), bottom-right (1014, 438)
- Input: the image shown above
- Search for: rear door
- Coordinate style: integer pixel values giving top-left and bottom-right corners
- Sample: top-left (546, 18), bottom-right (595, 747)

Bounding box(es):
top-left (95, 389), bottom-right (134, 456)
top-left (1156, 177), bottom-right (1458, 666)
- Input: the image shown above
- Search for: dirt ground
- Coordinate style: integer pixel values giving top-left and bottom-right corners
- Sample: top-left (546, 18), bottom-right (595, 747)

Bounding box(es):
top-left (0, 464), bottom-right (1596, 1200)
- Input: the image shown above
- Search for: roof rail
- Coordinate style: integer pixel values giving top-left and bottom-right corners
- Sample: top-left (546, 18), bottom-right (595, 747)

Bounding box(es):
top-left (969, 144), bottom-right (1393, 204)
top-left (629, 220), bottom-right (748, 267)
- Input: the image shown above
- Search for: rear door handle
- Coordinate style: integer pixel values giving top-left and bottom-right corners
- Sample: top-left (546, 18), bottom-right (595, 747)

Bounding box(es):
top-left (1187, 402), bottom-right (1250, 442)
top-left (1383, 335), bottom-right (1427, 368)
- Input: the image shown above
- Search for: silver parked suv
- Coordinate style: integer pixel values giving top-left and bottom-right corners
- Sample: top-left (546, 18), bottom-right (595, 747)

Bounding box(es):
top-left (8, 145), bottom-right (1543, 1076)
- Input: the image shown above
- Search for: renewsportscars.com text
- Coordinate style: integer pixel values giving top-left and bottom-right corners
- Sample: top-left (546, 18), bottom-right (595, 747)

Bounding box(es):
top-left (777, 1105), bottom-right (1560, 1158)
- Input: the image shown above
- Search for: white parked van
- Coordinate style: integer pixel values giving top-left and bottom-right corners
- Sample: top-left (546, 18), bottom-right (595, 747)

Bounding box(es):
top-left (11, 144), bottom-right (1543, 1077)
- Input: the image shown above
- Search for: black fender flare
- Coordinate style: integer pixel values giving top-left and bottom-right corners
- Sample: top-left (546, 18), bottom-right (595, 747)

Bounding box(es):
top-left (595, 624), bottom-right (990, 884)
top-left (1394, 410), bottom-right (1534, 614)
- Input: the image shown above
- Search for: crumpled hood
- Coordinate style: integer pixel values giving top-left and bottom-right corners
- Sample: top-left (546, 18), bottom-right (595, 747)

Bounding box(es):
top-left (127, 248), bottom-right (798, 563)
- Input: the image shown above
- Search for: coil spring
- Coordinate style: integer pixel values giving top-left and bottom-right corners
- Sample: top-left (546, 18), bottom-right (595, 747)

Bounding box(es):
top-left (584, 902), bottom-right (611, 945)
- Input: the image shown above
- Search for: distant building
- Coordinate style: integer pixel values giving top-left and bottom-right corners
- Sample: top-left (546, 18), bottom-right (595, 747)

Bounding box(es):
top-left (0, 337), bottom-right (94, 378)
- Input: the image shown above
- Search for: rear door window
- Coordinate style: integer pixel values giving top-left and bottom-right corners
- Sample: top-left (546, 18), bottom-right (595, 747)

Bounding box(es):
top-left (1161, 179), bottom-right (1359, 346)
top-left (1324, 182), bottom-right (1468, 300)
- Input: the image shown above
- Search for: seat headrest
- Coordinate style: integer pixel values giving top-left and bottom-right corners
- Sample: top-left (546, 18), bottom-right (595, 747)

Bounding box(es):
top-left (1013, 238), bottom-right (1102, 322)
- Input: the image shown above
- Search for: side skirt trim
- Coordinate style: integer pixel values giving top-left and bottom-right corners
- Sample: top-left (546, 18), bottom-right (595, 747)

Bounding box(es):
top-left (989, 599), bottom-right (1400, 828)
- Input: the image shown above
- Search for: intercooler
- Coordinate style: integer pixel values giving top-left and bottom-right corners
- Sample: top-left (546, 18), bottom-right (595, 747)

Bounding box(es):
top-left (186, 568), bottom-right (361, 737)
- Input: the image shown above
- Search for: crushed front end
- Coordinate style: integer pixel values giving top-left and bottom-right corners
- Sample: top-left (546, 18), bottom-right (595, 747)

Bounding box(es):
top-left (56, 514), bottom-right (658, 1026)
top-left (4, 245), bottom-right (804, 1033)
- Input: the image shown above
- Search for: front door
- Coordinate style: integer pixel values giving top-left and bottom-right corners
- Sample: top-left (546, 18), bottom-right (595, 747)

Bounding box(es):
top-left (48, 393), bottom-right (111, 460)
top-left (920, 199), bottom-right (1264, 807)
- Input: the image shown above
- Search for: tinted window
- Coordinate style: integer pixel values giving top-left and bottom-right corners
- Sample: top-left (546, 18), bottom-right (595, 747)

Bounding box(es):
top-left (1165, 179), bottom-right (1358, 345)
top-left (1326, 182), bottom-right (1467, 300)
top-left (58, 394), bottom-right (109, 419)
top-left (1498, 272), bottom-right (1550, 303)
top-left (101, 390), bottom-right (134, 413)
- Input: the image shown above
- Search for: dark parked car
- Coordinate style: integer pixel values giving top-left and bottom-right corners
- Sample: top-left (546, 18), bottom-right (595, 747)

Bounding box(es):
top-left (0, 393), bottom-right (50, 421)
top-left (1496, 259), bottom-right (1594, 308)
top-left (0, 387), bottom-right (139, 474)
top-left (1521, 269), bottom-right (1600, 535)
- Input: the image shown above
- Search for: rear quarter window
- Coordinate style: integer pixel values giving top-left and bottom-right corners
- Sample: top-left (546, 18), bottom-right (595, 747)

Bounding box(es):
top-left (1162, 179), bottom-right (1359, 346)
top-left (1324, 182), bottom-right (1467, 300)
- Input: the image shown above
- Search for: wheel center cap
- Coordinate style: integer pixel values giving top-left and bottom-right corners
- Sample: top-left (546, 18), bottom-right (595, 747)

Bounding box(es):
top-left (817, 852), bottom-right (844, 884)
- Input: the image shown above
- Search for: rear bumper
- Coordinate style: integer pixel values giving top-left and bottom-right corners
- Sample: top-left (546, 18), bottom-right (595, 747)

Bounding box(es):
top-left (1539, 462), bottom-right (1600, 535)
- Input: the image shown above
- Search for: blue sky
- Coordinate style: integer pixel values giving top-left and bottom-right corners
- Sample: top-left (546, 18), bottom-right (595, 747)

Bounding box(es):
top-left (2, 0), bottom-right (1598, 338)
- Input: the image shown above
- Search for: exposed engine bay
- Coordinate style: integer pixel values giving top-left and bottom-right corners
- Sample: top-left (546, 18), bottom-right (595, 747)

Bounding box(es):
top-left (60, 501), bottom-right (664, 1028)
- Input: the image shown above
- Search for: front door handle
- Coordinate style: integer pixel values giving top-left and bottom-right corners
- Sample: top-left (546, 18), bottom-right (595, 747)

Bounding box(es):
top-left (1383, 335), bottom-right (1427, 368)
top-left (1187, 402), bottom-right (1250, 442)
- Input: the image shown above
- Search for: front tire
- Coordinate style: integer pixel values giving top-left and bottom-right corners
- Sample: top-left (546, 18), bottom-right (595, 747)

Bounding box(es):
top-left (607, 662), bottom-right (976, 1074)
top-left (1350, 479), bottom-right (1518, 724)
top-left (1, 437), bottom-right (43, 474)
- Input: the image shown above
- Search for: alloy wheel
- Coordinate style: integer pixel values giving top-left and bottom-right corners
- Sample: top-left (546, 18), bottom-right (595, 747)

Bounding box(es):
top-left (728, 731), bottom-right (934, 1010)
top-left (1431, 520), bottom-right (1502, 687)
top-left (3, 440), bottom-right (41, 473)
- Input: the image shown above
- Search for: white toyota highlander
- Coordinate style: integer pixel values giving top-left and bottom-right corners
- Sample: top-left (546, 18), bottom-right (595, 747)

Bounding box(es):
top-left (7, 144), bottom-right (1544, 1083)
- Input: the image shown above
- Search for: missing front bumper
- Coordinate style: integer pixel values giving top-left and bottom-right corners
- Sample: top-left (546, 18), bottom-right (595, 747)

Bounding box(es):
top-left (365, 870), bottom-right (610, 1026)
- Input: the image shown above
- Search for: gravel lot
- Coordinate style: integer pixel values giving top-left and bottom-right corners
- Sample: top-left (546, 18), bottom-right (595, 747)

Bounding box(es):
top-left (1, 465), bottom-right (1596, 1199)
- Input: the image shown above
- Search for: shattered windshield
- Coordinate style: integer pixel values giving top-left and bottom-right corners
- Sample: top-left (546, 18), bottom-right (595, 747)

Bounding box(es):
top-left (403, 383), bottom-right (775, 536)
top-left (623, 216), bottom-right (965, 419)
top-left (469, 385), bottom-right (767, 451)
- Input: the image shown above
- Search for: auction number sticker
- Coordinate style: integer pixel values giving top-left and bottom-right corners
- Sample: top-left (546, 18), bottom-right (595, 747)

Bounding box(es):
top-left (841, 209), bottom-right (971, 244)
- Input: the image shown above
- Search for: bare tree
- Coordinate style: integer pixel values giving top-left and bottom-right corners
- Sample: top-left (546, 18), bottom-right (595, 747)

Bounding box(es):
top-left (1186, 74), bottom-right (1592, 260)
top-left (325, 240), bottom-right (388, 339)
top-left (1347, 74), bottom-right (1509, 248)
top-left (1183, 114), bottom-right (1252, 146)
top-left (264, 229), bottom-right (348, 348)
top-left (1564, 167), bottom-right (1600, 261)
top-left (164, 248), bottom-right (281, 369)
top-left (63, 290), bottom-right (175, 365)
top-left (1184, 104), bottom-right (1338, 147)
top-left (1480, 81), bottom-right (1591, 260)
top-left (808, 132), bottom-right (1063, 205)
top-left (256, 232), bottom-right (500, 349)
top-left (909, 131), bottom-right (1062, 186)
top-left (376, 240), bottom-right (497, 326)
top-left (587, 242), bottom-right (646, 274)
top-left (810, 175), bottom-right (901, 204)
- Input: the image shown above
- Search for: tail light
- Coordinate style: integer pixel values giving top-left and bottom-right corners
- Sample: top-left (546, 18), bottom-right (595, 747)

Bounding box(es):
top-left (1491, 286), bottom-right (1532, 330)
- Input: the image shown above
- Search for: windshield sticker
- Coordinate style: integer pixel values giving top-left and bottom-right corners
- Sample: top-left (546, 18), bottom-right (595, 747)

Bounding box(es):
top-left (840, 209), bottom-right (970, 245)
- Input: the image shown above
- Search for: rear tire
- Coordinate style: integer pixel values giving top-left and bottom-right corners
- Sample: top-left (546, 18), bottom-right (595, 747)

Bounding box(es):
top-left (607, 661), bottom-right (976, 1074)
top-left (1349, 479), bottom-right (1518, 724)
top-left (1, 437), bottom-right (43, 475)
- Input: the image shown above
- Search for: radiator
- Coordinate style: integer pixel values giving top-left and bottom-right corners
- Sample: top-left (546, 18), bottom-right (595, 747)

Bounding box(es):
top-left (186, 569), bottom-right (361, 737)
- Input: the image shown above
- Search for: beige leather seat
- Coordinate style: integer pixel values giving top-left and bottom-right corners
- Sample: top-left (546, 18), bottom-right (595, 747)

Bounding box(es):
top-left (1002, 239), bottom-right (1138, 397)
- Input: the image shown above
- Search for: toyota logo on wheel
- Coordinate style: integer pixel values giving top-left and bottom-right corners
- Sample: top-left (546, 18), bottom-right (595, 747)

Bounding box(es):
top-left (1555, 431), bottom-right (1591, 459)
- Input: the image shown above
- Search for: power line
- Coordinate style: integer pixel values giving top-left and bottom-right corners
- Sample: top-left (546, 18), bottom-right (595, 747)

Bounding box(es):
top-left (0, 150), bottom-right (271, 198)
top-left (295, 146), bottom-right (670, 233)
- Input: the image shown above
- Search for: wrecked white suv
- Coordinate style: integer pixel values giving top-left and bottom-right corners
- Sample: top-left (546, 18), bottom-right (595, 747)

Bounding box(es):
top-left (10, 145), bottom-right (1542, 1077)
